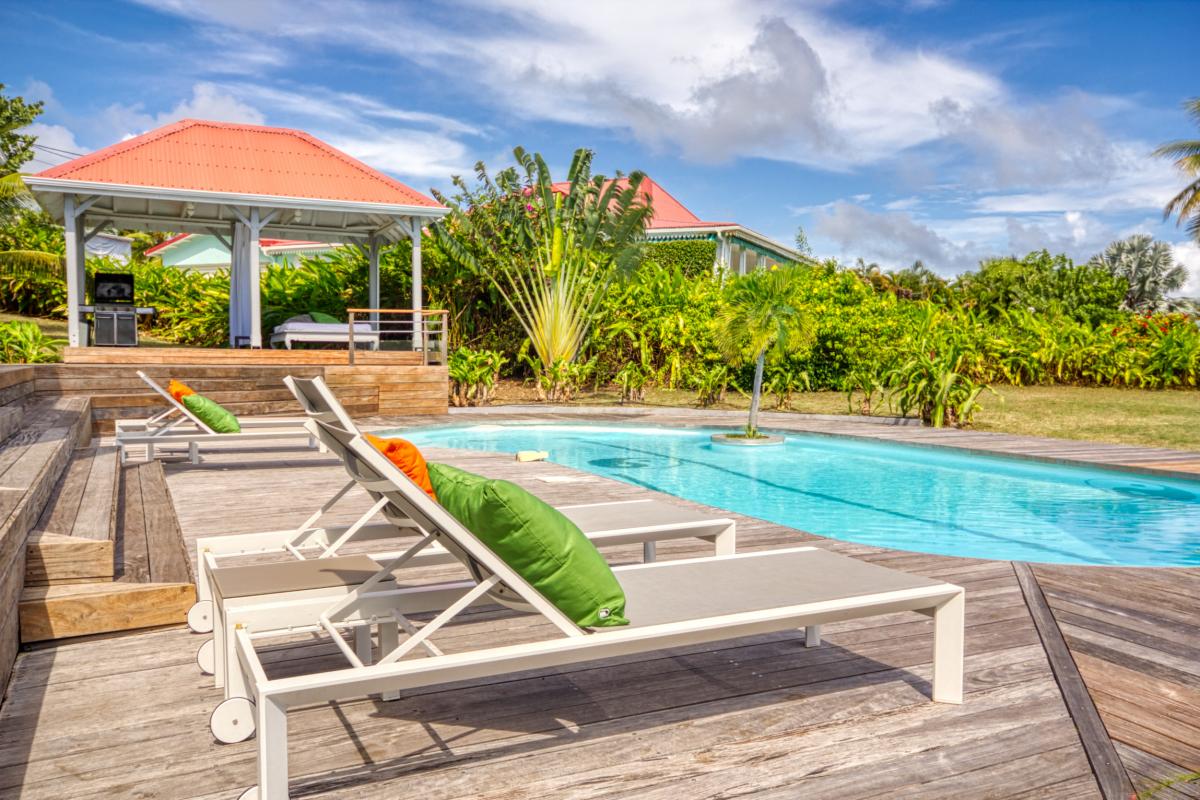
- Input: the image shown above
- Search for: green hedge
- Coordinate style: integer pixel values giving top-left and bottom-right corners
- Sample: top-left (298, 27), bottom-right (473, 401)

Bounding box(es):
top-left (641, 240), bottom-right (716, 278)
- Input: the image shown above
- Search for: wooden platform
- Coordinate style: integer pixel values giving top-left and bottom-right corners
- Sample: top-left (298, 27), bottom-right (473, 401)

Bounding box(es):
top-left (1, 413), bottom-right (1198, 798)
top-left (37, 361), bottom-right (448, 433)
top-left (63, 346), bottom-right (424, 367)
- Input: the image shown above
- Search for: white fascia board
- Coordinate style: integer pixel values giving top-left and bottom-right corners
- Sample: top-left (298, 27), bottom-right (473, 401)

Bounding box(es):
top-left (648, 224), bottom-right (802, 261)
top-left (25, 176), bottom-right (449, 220)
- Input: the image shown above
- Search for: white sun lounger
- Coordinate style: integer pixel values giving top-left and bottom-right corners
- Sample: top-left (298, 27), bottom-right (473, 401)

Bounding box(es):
top-left (115, 371), bottom-right (317, 464)
top-left (192, 375), bottom-right (737, 694)
top-left (219, 417), bottom-right (965, 799)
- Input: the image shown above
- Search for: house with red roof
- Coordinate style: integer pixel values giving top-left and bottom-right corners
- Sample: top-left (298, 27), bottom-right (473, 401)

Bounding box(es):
top-left (553, 176), bottom-right (804, 273)
top-left (144, 233), bottom-right (337, 273)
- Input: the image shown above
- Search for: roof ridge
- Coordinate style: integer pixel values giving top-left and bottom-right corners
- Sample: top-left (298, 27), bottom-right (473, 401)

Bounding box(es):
top-left (283, 128), bottom-right (431, 203)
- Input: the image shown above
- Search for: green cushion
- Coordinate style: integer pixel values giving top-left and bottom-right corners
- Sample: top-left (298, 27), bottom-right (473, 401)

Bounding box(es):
top-left (428, 463), bottom-right (628, 628)
top-left (181, 393), bottom-right (241, 433)
top-left (309, 310), bottom-right (341, 324)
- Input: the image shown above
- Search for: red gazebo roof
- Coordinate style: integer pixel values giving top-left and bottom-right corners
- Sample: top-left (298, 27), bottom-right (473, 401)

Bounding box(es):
top-left (35, 118), bottom-right (442, 208)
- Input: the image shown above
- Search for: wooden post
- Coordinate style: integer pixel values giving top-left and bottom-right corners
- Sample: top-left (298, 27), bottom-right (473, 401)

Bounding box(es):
top-left (248, 208), bottom-right (262, 349)
top-left (63, 196), bottom-right (83, 347)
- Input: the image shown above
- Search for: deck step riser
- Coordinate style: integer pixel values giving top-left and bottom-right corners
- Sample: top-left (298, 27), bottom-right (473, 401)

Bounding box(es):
top-left (18, 582), bottom-right (195, 642)
top-left (25, 533), bottom-right (115, 585)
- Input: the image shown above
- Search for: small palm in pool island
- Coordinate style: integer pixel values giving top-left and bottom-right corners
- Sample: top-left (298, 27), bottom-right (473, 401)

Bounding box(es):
top-left (400, 424), bottom-right (1200, 568)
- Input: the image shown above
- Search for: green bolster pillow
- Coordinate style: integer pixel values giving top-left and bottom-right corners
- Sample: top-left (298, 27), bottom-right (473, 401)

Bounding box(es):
top-left (309, 310), bottom-right (341, 324)
top-left (182, 393), bottom-right (241, 433)
top-left (428, 463), bottom-right (628, 628)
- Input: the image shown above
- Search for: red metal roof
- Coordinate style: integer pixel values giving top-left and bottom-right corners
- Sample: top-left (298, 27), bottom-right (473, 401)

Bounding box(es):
top-left (35, 119), bottom-right (443, 208)
top-left (550, 176), bottom-right (734, 229)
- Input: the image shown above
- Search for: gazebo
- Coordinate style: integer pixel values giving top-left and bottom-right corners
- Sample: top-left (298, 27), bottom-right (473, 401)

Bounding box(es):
top-left (25, 118), bottom-right (447, 349)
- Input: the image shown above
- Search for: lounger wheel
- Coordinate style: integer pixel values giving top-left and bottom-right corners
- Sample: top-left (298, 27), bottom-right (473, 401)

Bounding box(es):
top-left (187, 600), bottom-right (213, 633)
top-left (236, 787), bottom-right (259, 800)
top-left (210, 696), bottom-right (256, 744)
top-left (196, 638), bottom-right (215, 675)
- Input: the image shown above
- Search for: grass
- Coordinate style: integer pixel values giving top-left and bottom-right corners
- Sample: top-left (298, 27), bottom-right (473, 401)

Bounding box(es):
top-left (490, 380), bottom-right (1200, 452)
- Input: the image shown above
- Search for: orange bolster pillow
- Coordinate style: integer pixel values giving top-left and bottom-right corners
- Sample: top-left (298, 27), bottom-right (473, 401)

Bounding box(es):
top-left (365, 433), bottom-right (436, 500)
top-left (167, 379), bottom-right (196, 403)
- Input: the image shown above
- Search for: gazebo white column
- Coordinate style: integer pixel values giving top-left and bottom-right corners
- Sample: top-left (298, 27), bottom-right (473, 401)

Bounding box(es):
top-left (407, 218), bottom-right (423, 346)
top-left (367, 235), bottom-right (380, 325)
top-left (62, 194), bottom-right (99, 347)
top-left (228, 208), bottom-right (276, 348)
top-left (63, 196), bottom-right (82, 348)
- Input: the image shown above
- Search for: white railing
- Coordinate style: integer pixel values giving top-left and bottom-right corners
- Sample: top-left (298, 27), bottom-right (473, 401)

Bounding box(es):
top-left (345, 309), bottom-right (449, 365)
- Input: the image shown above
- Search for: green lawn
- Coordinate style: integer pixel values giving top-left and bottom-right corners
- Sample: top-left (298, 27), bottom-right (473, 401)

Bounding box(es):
top-left (492, 381), bottom-right (1200, 453)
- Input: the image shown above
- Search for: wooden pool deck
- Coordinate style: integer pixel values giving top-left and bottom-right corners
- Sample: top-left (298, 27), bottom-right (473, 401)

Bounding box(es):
top-left (1, 411), bottom-right (1198, 799)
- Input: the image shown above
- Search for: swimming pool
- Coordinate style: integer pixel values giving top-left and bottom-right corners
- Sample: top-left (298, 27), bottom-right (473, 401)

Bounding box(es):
top-left (395, 424), bottom-right (1200, 567)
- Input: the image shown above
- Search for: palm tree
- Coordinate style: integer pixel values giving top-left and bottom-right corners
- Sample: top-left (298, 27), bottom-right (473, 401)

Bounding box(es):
top-left (714, 265), bottom-right (816, 436)
top-left (1154, 97), bottom-right (1200, 242)
top-left (1088, 235), bottom-right (1187, 312)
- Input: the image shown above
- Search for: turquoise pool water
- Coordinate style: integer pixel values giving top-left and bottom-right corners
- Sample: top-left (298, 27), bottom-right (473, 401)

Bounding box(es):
top-left (396, 424), bottom-right (1200, 567)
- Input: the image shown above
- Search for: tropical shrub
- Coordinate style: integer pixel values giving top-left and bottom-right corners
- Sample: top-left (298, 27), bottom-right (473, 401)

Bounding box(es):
top-left (691, 364), bottom-right (730, 408)
top-left (593, 263), bottom-right (724, 389)
top-left (435, 147), bottom-right (652, 400)
top-left (448, 347), bottom-right (507, 406)
top-left (0, 271), bottom-right (65, 316)
top-left (883, 310), bottom-right (995, 428)
top-left (613, 362), bottom-right (649, 403)
top-left (0, 320), bottom-right (64, 363)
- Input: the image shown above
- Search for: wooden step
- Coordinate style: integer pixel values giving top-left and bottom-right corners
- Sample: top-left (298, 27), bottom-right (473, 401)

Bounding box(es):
top-left (24, 446), bottom-right (120, 585)
top-left (24, 533), bottom-right (113, 585)
top-left (16, 452), bottom-right (196, 644)
top-left (18, 581), bottom-right (195, 642)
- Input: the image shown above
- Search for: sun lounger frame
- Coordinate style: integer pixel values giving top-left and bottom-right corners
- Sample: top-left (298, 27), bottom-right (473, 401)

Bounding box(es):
top-left (195, 376), bottom-right (736, 694)
top-left (115, 371), bottom-right (315, 464)
top-left (224, 419), bottom-right (965, 799)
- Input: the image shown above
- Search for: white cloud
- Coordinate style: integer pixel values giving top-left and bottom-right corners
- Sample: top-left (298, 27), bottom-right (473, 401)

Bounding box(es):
top-left (1173, 241), bottom-right (1200, 297)
top-left (813, 201), bottom-right (984, 273)
top-left (972, 142), bottom-right (1179, 215)
top-left (22, 123), bottom-right (84, 168)
top-left (98, 82), bottom-right (266, 141)
top-left (128, 0), bottom-right (1004, 169)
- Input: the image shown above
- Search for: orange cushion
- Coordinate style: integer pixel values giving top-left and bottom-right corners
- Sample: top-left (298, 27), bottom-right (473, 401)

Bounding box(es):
top-left (167, 379), bottom-right (196, 403)
top-left (365, 433), bottom-right (436, 500)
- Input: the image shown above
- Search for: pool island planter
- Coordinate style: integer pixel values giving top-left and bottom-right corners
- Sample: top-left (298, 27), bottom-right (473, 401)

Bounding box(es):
top-left (711, 432), bottom-right (785, 446)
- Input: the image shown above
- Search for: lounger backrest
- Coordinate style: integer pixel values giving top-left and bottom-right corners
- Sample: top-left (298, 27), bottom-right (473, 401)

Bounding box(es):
top-left (283, 375), bottom-right (358, 431)
top-left (312, 416), bottom-right (584, 636)
top-left (137, 370), bottom-right (216, 434)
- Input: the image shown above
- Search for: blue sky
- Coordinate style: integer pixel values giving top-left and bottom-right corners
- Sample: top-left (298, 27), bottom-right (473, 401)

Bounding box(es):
top-left (5, 0), bottom-right (1199, 286)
